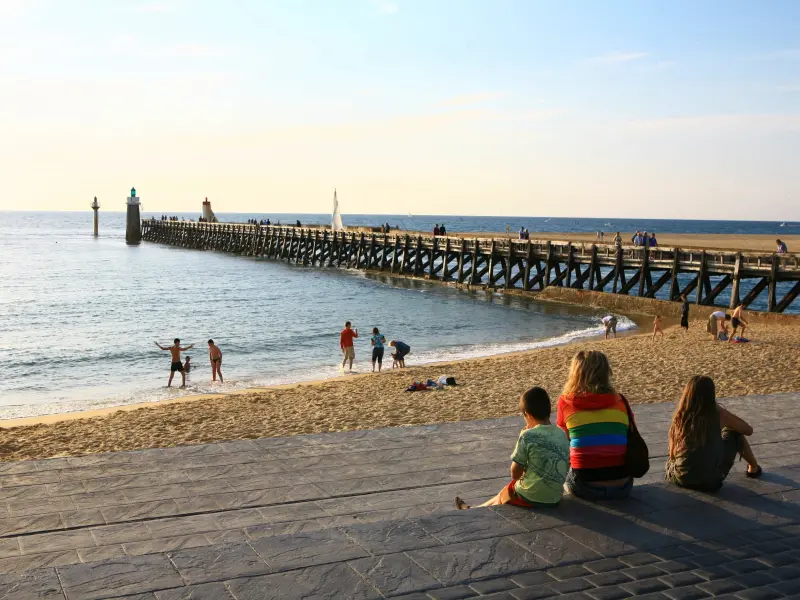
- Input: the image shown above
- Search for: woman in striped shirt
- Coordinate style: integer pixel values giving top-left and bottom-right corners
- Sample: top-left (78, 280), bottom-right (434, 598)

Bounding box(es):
top-left (557, 351), bottom-right (634, 500)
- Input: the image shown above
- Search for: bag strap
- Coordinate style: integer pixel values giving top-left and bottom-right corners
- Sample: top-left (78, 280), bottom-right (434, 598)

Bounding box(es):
top-left (619, 393), bottom-right (637, 432)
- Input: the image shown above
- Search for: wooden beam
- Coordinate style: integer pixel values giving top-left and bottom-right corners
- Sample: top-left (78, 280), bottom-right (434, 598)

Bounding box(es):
top-left (776, 280), bottom-right (800, 313)
top-left (768, 254), bottom-right (779, 312)
top-left (729, 252), bottom-right (742, 308)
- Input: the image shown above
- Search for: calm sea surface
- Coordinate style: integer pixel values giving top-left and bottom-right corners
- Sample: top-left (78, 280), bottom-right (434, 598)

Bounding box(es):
top-left (0, 211), bottom-right (794, 419)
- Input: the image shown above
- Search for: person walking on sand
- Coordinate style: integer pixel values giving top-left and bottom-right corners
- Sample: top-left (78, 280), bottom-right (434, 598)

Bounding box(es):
top-left (729, 304), bottom-right (749, 341)
top-left (680, 294), bottom-right (690, 332)
top-left (207, 339), bottom-right (223, 382)
top-left (652, 315), bottom-right (664, 340)
top-left (155, 338), bottom-right (194, 388)
top-left (340, 321), bottom-right (358, 372)
top-left (370, 327), bottom-right (386, 372)
top-left (602, 315), bottom-right (617, 339)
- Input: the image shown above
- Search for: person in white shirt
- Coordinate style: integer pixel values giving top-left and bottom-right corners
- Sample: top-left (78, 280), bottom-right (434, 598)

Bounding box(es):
top-left (602, 315), bottom-right (618, 339)
top-left (706, 310), bottom-right (731, 341)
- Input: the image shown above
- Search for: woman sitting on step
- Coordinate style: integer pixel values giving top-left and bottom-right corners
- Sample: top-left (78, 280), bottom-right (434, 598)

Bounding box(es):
top-left (665, 375), bottom-right (762, 491)
top-left (557, 351), bottom-right (635, 500)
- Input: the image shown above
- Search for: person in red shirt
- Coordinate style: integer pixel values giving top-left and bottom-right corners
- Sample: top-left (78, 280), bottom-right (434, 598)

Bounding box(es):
top-left (340, 321), bottom-right (359, 372)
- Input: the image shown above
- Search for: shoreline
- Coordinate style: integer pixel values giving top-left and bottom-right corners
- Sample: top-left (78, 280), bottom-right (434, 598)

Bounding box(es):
top-left (2, 315), bottom-right (799, 462)
top-left (0, 312), bottom-right (653, 429)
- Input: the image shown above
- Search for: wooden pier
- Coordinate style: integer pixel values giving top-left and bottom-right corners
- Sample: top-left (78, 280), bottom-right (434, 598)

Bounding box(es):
top-left (141, 220), bottom-right (800, 313)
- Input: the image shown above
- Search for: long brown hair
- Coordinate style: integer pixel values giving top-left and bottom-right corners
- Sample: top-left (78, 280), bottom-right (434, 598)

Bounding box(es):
top-left (562, 351), bottom-right (615, 396)
top-left (668, 375), bottom-right (718, 458)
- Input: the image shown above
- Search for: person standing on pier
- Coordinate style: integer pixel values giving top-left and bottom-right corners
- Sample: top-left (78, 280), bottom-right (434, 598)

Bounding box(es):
top-left (208, 340), bottom-right (223, 383)
top-left (340, 321), bottom-right (359, 372)
top-left (155, 338), bottom-right (194, 388)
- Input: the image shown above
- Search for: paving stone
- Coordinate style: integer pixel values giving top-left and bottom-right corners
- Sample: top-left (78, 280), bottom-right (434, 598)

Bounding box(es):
top-left (350, 553), bottom-right (443, 597)
top-left (546, 564), bottom-right (590, 580)
top-left (584, 558), bottom-right (627, 574)
top-left (469, 577), bottom-right (518, 594)
top-left (0, 538), bottom-right (19, 559)
top-left (769, 578), bottom-right (800, 595)
top-left (725, 558), bottom-right (768, 574)
top-left (585, 586), bottom-right (632, 600)
top-left (729, 570), bottom-right (779, 588)
top-left (511, 529), bottom-right (601, 566)
top-left (658, 571), bottom-right (705, 588)
top-left (585, 571), bottom-right (632, 587)
top-left (225, 562), bottom-right (382, 599)
top-left (544, 577), bottom-right (594, 594)
top-left (168, 541), bottom-right (270, 585)
top-left (249, 528), bottom-right (369, 571)
top-left (425, 585), bottom-right (479, 599)
top-left (57, 553), bottom-right (184, 600)
top-left (90, 523), bottom-right (152, 546)
top-left (60, 510), bottom-right (105, 529)
top-left (696, 578), bottom-right (746, 595)
top-left (144, 514), bottom-right (219, 538)
top-left (101, 500), bottom-right (180, 523)
top-left (762, 565), bottom-right (800, 581)
top-left (154, 582), bottom-right (236, 599)
top-left (651, 558), bottom-right (696, 574)
top-left (19, 530), bottom-right (96, 555)
top-left (620, 577), bottom-right (670, 595)
top-left (509, 586), bottom-right (558, 600)
top-left (691, 565), bottom-right (733, 581)
top-left (413, 508), bottom-right (525, 544)
top-left (123, 534), bottom-right (210, 556)
top-left (0, 567), bottom-right (64, 599)
top-left (733, 589), bottom-right (783, 600)
top-left (0, 550), bottom-right (81, 573)
top-left (509, 570), bottom-right (555, 587)
top-left (408, 537), bottom-right (545, 586)
top-left (0, 513), bottom-right (63, 537)
top-left (341, 518), bottom-right (442, 554)
top-left (76, 545), bottom-right (126, 563)
top-left (660, 585), bottom-right (709, 600)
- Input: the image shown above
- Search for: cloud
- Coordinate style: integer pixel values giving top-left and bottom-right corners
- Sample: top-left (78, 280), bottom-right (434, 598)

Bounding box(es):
top-left (368, 0), bottom-right (399, 14)
top-left (440, 91), bottom-right (508, 107)
top-left (777, 84), bottom-right (800, 92)
top-left (587, 51), bottom-right (649, 65)
top-left (628, 113), bottom-right (800, 134)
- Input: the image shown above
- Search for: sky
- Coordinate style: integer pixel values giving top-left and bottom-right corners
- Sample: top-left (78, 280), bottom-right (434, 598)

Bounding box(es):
top-left (1, 0), bottom-right (799, 219)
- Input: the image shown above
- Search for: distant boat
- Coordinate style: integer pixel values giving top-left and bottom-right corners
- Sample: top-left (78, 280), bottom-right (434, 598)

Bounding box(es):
top-left (544, 218), bottom-right (551, 223)
top-left (332, 189), bottom-right (344, 232)
top-left (780, 222), bottom-right (786, 227)
top-left (605, 221), bottom-right (613, 227)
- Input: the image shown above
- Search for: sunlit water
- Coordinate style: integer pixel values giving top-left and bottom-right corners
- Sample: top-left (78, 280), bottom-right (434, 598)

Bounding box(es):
top-left (0, 211), bottom-right (643, 419)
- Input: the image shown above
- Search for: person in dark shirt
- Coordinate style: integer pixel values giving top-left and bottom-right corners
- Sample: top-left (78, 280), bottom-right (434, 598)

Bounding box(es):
top-left (389, 340), bottom-right (410, 368)
top-left (433, 225), bottom-right (440, 236)
top-left (680, 294), bottom-right (690, 332)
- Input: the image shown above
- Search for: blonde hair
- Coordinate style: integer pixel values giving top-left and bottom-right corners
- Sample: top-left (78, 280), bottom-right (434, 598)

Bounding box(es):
top-left (562, 351), bottom-right (615, 396)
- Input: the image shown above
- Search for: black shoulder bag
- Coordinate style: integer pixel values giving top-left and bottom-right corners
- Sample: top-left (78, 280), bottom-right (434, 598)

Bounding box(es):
top-left (621, 394), bottom-right (650, 478)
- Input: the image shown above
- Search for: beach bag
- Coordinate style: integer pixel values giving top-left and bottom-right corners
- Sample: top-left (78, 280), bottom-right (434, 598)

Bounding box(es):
top-left (620, 394), bottom-right (650, 478)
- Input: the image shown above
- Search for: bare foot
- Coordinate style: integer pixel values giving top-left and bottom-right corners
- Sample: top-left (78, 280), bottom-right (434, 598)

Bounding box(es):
top-left (180, 385), bottom-right (186, 389)
top-left (454, 496), bottom-right (470, 510)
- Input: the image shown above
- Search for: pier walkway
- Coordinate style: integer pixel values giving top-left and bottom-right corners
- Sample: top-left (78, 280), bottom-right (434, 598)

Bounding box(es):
top-left (2, 393), bottom-right (800, 599)
top-left (141, 221), bottom-right (800, 313)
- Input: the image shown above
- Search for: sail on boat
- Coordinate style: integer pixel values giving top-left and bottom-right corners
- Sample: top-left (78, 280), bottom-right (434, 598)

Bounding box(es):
top-left (332, 189), bottom-right (344, 232)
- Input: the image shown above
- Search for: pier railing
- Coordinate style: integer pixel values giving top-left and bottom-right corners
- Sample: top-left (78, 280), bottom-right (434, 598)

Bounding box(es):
top-left (141, 220), bottom-right (800, 313)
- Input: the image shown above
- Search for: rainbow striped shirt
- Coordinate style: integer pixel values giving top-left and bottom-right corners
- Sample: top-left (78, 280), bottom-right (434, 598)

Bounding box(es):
top-left (557, 392), bottom-right (629, 471)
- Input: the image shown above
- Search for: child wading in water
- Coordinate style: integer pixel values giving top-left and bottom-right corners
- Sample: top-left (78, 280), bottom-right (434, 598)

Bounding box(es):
top-left (454, 387), bottom-right (569, 509)
top-left (653, 315), bottom-right (664, 340)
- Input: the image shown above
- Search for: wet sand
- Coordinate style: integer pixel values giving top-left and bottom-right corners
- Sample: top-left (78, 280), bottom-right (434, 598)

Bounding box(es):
top-left (2, 320), bottom-right (799, 462)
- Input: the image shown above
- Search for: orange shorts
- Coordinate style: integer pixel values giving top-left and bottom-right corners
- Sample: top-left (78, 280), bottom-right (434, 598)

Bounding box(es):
top-left (500, 481), bottom-right (537, 508)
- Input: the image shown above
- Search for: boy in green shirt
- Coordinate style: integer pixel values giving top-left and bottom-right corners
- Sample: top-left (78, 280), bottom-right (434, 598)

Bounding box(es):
top-left (455, 387), bottom-right (570, 509)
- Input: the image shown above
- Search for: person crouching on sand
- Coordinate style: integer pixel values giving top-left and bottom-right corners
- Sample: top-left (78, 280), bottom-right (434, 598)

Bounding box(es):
top-left (340, 321), bottom-right (358, 372)
top-left (455, 387), bottom-right (570, 510)
top-left (388, 340), bottom-right (410, 368)
top-left (208, 339), bottom-right (223, 383)
top-left (155, 338), bottom-right (194, 388)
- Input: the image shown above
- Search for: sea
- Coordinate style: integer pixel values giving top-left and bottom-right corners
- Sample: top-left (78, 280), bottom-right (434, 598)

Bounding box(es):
top-left (0, 211), bottom-right (795, 420)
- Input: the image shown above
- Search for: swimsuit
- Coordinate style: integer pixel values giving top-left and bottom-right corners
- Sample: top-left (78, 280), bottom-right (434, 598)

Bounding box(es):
top-left (171, 361), bottom-right (184, 372)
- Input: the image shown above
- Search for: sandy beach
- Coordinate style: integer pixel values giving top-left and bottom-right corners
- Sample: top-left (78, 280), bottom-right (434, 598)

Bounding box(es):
top-left (2, 318), bottom-right (799, 462)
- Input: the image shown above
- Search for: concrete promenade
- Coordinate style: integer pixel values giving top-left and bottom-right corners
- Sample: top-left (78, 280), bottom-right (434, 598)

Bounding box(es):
top-left (1, 393), bottom-right (800, 599)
